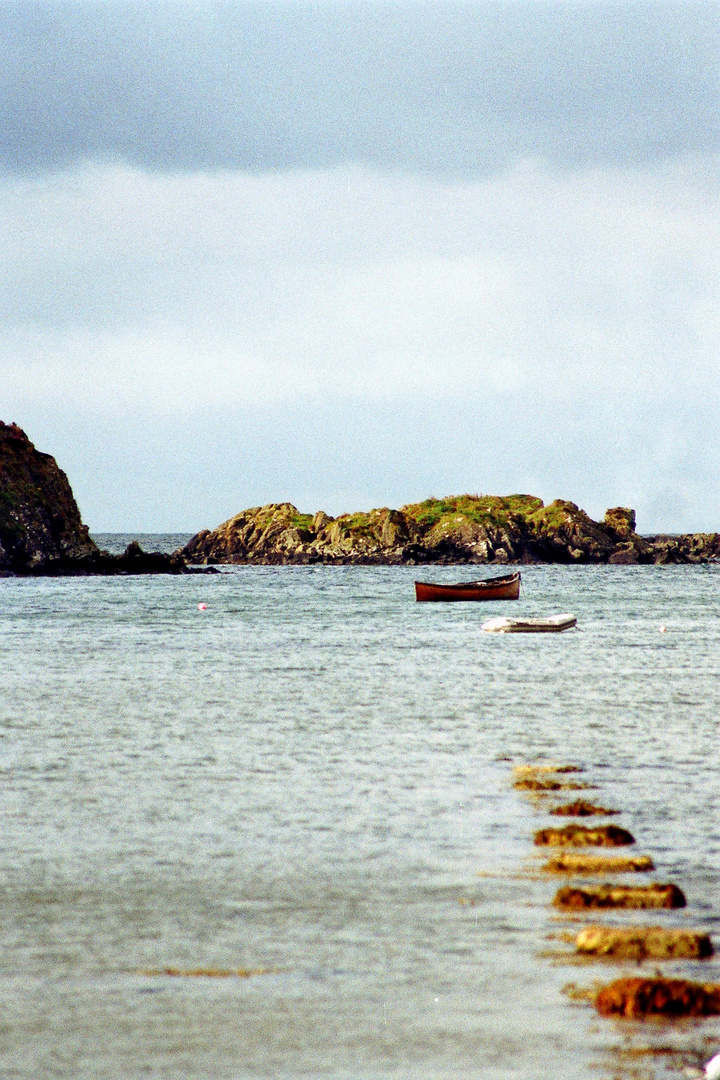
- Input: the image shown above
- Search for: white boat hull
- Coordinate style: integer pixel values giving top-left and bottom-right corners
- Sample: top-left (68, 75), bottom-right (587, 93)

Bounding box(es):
top-left (481, 613), bottom-right (577, 633)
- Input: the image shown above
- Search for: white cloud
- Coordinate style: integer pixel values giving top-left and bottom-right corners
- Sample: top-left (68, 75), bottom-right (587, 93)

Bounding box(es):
top-left (1, 157), bottom-right (719, 530)
top-left (2, 157), bottom-right (719, 414)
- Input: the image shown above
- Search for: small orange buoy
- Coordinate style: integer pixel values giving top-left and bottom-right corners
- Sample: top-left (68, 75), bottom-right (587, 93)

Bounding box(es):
top-left (659, 625), bottom-right (666, 633)
top-left (198, 603), bottom-right (207, 611)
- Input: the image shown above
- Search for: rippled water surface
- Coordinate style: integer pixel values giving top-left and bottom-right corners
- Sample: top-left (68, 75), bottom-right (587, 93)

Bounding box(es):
top-left (1, 560), bottom-right (719, 1079)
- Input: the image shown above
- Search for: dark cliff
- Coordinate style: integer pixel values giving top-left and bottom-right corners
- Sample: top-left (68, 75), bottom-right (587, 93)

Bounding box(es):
top-left (0, 423), bottom-right (187, 576)
top-left (181, 495), bottom-right (720, 566)
top-left (0, 422), bottom-right (98, 574)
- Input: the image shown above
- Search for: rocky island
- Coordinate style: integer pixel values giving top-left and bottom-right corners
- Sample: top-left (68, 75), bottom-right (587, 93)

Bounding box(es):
top-left (3, 421), bottom-right (718, 573)
top-left (181, 496), bottom-right (720, 566)
top-left (0, 421), bottom-right (188, 576)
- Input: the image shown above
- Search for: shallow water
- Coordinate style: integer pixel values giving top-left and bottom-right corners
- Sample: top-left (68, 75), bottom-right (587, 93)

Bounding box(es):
top-left (1, 562), bottom-right (719, 1078)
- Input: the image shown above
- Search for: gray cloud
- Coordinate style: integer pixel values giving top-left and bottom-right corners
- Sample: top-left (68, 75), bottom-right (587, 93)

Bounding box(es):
top-left (2, 1), bottom-right (718, 176)
top-left (2, 2), bottom-right (719, 533)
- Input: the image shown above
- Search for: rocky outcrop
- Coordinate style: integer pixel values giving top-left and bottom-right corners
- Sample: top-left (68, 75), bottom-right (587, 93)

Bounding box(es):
top-left (534, 824), bottom-right (635, 847)
top-left (513, 776), bottom-right (588, 792)
top-left (548, 801), bottom-right (619, 816)
top-left (0, 423), bottom-right (190, 576)
top-left (542, 853), bottom-right (654, 874)
top-left (553, 883), bottom-right (686, 910)
top-left (0, 422), bottom-right (98, 575)
top-left (640, 532), bottom-right (720, 564)
top-left (595, 977), bottom-right (720, 1019)
top-left (576, 925), bottom-right (712, 961)
top-left (70, 540), bottom-right (190, 577)
top-left (180, 495), bottom-right (720, 566)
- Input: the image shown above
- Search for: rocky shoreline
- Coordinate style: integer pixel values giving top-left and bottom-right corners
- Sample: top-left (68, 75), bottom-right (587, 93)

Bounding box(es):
top-left (181, 497), bottom-right (720, 566)
top-left (3, 421), bottom-right (719, 574)
top-left (0, 422), bottom-right (194, 576)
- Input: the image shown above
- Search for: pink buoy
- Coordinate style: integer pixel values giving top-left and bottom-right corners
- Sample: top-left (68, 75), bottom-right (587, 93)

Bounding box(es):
top-left (658, 625), bottom-right (666, 633)
top-left (198, 603), bottom-right (207, 611)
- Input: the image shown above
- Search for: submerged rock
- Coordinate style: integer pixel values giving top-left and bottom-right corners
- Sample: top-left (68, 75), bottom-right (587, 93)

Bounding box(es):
top-left (553, 883), bottom-right (686, 910)
top-left (534, 824), bottom-right (635, 847)
top-left (595, 977), bottom-right (720, 1019)
top-left (513, 764), bottom-right (583, 775)
top-left (549, 801), bottom-right (619, 816)
top-left (576, 926), bottom-right (713, 961)
top-left (515, 777), bottom-right (562, 791)
top-left (543, 853), bottom-right (654, 874)
top-left (514, 777), bottom-right (588, 792)
top-left (85, 541), bottom-right (190, 576)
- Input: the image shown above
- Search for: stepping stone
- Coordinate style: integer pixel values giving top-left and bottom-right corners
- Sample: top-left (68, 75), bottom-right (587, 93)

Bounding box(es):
top-left (543, 853), bottom-right (654, 874)
top-left (595, 977), bottom-right (720, 1018)
top-left (576, 925), bottom-right (712, 960)
top-left (535, 824), bottom-right (635, 847)
top-left (553, 883), bottom-right (686, 910)
top-left (549, 801), bottom-right (619, 816)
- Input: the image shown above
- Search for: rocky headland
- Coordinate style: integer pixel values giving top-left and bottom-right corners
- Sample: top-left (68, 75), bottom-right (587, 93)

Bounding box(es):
top-left (181, 496), bottom-right (720, 566)
top-left (0, 422), bottom-right (188, 576)
top-left (4, 420), bottom-right (718, 572)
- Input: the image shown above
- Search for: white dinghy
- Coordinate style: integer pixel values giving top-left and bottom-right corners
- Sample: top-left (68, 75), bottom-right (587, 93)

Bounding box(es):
top-left (481, 613), bottom-right (577, 634)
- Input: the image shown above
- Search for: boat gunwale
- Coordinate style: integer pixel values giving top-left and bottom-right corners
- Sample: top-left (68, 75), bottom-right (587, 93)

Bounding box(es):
top-left (414, 571), bottom-right (521, 591)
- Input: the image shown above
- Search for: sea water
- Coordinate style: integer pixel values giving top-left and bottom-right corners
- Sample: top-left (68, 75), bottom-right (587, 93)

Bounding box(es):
top-left (0, 558), bottom-right (719, 1079)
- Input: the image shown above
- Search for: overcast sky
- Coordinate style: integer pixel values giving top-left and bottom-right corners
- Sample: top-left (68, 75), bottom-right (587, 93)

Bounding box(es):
top-left (2, 1), bottom-right (719, 532)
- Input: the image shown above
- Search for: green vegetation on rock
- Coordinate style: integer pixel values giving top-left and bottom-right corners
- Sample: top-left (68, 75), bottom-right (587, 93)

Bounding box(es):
top-left (181, 493), bottom-right (720, 567)
top-left (401, 494), bottom-right (544, 529)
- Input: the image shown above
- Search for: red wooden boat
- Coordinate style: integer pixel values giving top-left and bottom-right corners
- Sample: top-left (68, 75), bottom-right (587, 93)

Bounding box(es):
top-left (414, 572), bottom-right (521, 602)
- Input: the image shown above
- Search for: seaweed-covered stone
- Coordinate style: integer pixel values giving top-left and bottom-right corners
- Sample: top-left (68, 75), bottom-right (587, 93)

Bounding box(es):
top-left (534, 824), bottom-right (635, 847)
top-left (576, 926), bottom-right (712, 961)
top-left (595, 978), bottom-right (720, 1019)
top-left (515, 777), bottom-right (563, 791)
top-left (553, 883), bottom-right (686, 910)
top-left (549, 801), bottom-right (619, 816)
top-left (543, 853), bottom-right (654, 874)
top-left (514, 777), bottom-right (589, 792)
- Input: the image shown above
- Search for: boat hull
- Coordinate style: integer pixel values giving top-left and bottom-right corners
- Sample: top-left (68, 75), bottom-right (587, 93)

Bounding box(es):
top-left (481, 613), bottom-right (577, 633)
top-left (414, 573), bottom-right (521, 602)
